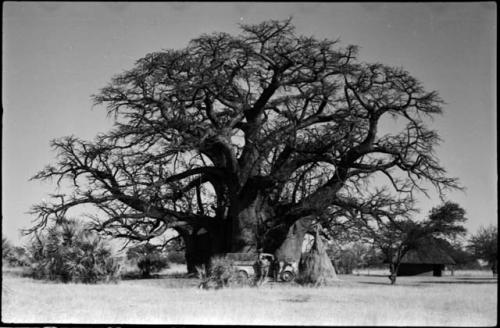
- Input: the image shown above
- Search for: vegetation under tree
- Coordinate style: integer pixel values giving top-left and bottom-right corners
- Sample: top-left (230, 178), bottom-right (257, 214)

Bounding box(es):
top-left (126, 243), bottom-right (169, 278)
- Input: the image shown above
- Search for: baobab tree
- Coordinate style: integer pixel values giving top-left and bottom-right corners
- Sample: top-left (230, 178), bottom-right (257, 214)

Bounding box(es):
top-left (28, 19), bottom-right (460, 273)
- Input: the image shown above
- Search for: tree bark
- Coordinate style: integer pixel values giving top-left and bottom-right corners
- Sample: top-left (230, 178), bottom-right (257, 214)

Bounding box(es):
top-left (185, 203), bottom-right (313, 269)
top-left (180, 225), bottom-right (225, 275)
top-left (181, 179), bottom-right (317, 272)
top-left (273, 218), bottom-right (311, 262)
top-left (183, 231), bottom-right (208, 275)
top-left (229, 181), bottom-right (275, 252)
top-left (389, 262), bottom-right (399, 285)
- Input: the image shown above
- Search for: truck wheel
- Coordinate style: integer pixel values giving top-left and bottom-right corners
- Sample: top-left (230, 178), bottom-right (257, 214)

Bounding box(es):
top-left (280, 270), bottom-right (295, 282)
top-left (236, 270), bottom-right (249, 284)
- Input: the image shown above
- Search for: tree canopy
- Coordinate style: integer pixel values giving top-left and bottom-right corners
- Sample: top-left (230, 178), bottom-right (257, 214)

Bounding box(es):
top-left (28, 19), bottom-right (461, 271)
top-left (468, 225), bottom-right (497, 273)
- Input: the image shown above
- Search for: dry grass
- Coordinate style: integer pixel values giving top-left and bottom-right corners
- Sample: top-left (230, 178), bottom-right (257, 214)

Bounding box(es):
top-left (2, 267), bottom-right (497, 326)
top-left (355, 267), bottom-right (495, 277)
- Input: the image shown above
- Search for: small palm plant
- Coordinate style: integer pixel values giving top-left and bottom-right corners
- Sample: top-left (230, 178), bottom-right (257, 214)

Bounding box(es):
top-left (126, 243), bottom-right (169, 278)
top-left (27, 218), bottom-right (120, 283)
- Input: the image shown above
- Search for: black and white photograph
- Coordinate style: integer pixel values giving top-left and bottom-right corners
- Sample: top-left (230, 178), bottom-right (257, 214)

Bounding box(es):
top-left (2, 2), bottom-right (497, 326)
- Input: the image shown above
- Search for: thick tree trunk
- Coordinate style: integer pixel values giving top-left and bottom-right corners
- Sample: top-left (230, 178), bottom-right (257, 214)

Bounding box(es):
top-left (273, 218), bottom-right (311, 262)
top-left (181, 223), bottom-right (227, 275)
top-left (180, 181), bottom-right (321, 274)
top-left (185, 248), bottom-right (197, 275)
top-left (230, 194), bottom-right (311, 258)
top-left (183, 230), bottom-right (210, 275)
top-left (177, 230), bottom-right (197, 275)
top-left (230, 205), bottom-right (259, 252)
top-left (230, 183), bottom-right (274, 253)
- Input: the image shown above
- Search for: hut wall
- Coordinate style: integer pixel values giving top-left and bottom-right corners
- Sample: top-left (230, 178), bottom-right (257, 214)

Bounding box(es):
top-left (398, 263), bottom-right (445, 276)
top-left (397, 263), bottom-right (434, 276)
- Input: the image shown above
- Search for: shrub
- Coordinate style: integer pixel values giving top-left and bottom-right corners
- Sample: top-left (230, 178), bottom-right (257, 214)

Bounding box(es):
top-left (198, 256), bottom-right (241, 289)
top-left (334, 249), bottom-right (357, 274)
top-left (26, 218), bottom-right (120, 283)
top-left (2, 236), bottom-right (12, 260)
top-left (126, 243), bottom-right (169, 278)
top-left (166, 251), bottom-right (186, 264)
top-left (5, 246), bottom-right (31, 267)
top-left (328, 242), bottom-right (383, 274)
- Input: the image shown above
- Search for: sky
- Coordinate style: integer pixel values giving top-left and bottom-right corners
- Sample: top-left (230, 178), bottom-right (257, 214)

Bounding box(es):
top-left (2, 2), bottom-right (497, 244)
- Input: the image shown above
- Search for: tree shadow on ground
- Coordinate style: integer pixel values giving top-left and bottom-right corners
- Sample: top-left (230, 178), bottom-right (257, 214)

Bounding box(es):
top-left (120, 270), bottom-right (195, 280)
top-left (357, 281), bottom-right (393, 286)
top-left (420, 279), bottom-right (497, 285)
top-left (451, 277), bottom-right (497, 280)
top-left (120, 272), bottom-right (162, 280)
top-left (281, 295), bottom-right (312, 303)
top-left (355, 276), bottom-right (498, 286)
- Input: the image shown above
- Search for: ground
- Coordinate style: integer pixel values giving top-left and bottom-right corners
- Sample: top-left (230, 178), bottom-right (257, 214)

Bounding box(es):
top-left (2, 265), bottom-right (497, 326)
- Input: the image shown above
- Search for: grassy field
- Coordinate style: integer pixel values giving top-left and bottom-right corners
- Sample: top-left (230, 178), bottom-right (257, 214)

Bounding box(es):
top-left (2, 265), bottom-right (497, 326)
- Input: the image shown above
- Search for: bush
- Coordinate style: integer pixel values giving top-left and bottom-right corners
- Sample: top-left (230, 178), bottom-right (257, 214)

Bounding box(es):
top-left (5, 246), bottom-right (31, 267)
top-left (2, 236), bottom-right (12, 260)
top-left (328, 242), bottom-right (384, 274)
top-left (333, 249), bottom-right (357, 274)
top-left (26, 218), bottom-right (120, 283)
top-left (166, 251), bottom-right (186, 264)
top-left (198, 256), bottom-right (242, 289)
top-left (126, 243), bottom-right (169, 278)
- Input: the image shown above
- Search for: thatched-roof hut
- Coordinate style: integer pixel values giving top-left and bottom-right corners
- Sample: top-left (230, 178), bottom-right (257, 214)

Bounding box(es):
top-left (396, 237), bottom-right (456, 276)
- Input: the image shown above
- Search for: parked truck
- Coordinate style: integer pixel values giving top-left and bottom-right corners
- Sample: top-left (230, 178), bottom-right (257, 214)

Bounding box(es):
top-left (225, 252), bottom-right (297, 283)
